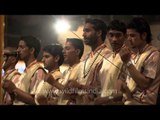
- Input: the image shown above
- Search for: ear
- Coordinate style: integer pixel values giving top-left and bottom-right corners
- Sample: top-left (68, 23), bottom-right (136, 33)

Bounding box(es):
top-left (55, 55), bottom-right (60, 63)
top-left (30, 47), bottom-right (35, 55)
top-left (123, 34), bottom-right (127, 43)
top-left (97, 30), bottom-right (102, 37)
top-left (124, 34), bottom-right (127, 39)
top-left (75, 49), bottom-right (80, 57)
top-left (142, 32), bottom-right (147, 40)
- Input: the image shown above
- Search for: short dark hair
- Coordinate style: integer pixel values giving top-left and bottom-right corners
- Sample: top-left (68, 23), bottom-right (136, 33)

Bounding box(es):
top-left (66, 38), bottom-right (84, 59)
top-left (20, 35), bottom-right (41, 58)
top-left (43, 44), bottom-right (64, 66)
top-left (127, 17), bottom-right (152, 43)
top-left (85, 18), bottom-right (107, 41)
top-left (107, 19), bottom-right (126, 34)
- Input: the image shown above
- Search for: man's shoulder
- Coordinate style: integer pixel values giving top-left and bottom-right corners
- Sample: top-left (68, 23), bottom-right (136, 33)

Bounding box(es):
top-left (31, 62), bottom-right (46, 74)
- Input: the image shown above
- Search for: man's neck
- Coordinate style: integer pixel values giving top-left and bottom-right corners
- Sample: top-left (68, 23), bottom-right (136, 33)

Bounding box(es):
top-left (69, 59), bottom-right (80, 68)
top-left (49, 65), bottom-right (59, 73)
top-left (91, 40), bottom-right (103, 52)
top-left (91, 45), bottom-right (97, 52)
top-left (138, 42), bottom-right (147, 53)
top-left (112, 47), bottom-right (121, 53)
top-left (25, 57), bottom-right (36, 67)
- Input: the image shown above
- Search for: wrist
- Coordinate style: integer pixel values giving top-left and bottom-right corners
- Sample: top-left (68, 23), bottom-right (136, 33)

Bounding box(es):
top-left (79, 84), bottom-right (83, 89)
top-left (8, 86), bottom-right (17, 94)
top-left (126, 60), bottom-right (132, 67)
top-left (10, 88), bottom-right (18, 100)
top-left (13, 88), bottom-right (18, 97)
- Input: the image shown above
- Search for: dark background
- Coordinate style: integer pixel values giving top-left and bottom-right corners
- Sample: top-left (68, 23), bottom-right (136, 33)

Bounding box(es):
top-left (4, 15), bottom-right (160, 60)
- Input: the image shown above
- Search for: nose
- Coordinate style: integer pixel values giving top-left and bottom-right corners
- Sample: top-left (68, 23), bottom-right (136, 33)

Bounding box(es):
top-left (127, 35), bottom-right (131, 40)
top-left (112, 36), bottom-right (118, 42)
top-left (82, 32), bottom-right (86, 38)
top-left (17, 47), bottom-right (20, 53)
top-left (62, 49), bottom-right (65, 54)
top-left (41, 58), bottom-right (45, 63)
top-left (127, 37), bottom-right (133, 43)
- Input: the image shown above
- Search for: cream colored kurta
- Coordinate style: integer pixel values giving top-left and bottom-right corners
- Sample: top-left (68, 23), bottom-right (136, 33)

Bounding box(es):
top-left (81, 44), bottom-right (111, 86)
top-left (75, 44), bottom-right (111, 104)
top-left (100, 53), bottom-right (124, 97)
top-left (125, 45), bottom-right (160, 105)
top-left (57, 63), bottom-right (82, 105)
top-left (13, 60), bottom-right (46, 105)
top-left (2, 69), bottom-right (21, 104)
top-left (34, 69), bottom-right (63, 105)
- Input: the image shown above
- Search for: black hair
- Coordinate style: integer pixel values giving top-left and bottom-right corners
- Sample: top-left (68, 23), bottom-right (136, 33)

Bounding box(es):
top-left (43, 44), bottom-right (64, 66)
top-left (20, 35), bottom-right (41, 58)
top-left (107, 19), bottom-right (126, 34)
top-left (85, 18), bottom-right (107, 41)
top-left (66, 38), bottom-right (84, 59)
top-left (127, 17), bottom-right (152, 43)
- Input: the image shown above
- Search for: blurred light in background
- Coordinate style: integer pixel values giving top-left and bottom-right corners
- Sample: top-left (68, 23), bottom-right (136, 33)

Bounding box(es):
top-left (54, 19), bottom-right (70, 33)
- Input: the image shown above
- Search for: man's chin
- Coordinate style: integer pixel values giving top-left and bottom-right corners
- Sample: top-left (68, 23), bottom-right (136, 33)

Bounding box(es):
top-left (18, 55), bottom-right (23, 60)
top-left (84, 40), bottom-right (90, 44)
top-left (19, 58), bottom-right (23, 60)
top-left (131, 46), bottom-right (136, 49)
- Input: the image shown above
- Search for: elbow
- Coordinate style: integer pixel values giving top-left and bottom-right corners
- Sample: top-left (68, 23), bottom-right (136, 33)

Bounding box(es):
top-left (141, 84), bottom-right (149, 90)
top-left (140, 78), bottom-right (152, 90)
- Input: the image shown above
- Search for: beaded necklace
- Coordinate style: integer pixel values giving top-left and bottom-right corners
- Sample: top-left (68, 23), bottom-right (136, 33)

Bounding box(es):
top-left (83, 48), bottom-right (103, 78)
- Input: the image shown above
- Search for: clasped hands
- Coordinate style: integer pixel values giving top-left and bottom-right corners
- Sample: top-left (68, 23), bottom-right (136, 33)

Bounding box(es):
top-left (2, 79), bottom-right (16, 94)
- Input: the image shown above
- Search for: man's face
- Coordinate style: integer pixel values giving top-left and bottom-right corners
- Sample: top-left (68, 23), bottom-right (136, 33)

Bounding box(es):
top-left (107, 30), bottom-right (126, 51)
top-left (17, 40), bottom-right (30, 60)
top-left (63, 41), bottom-right (77, 64)
top-left (83, 23), bottom-right (98, 46)
top-left (2, 49), bottom-right (17, 70)
top-left (127, 29), bottom-right (144, 49)
top-left (42, 51), bottom-right (56, 71)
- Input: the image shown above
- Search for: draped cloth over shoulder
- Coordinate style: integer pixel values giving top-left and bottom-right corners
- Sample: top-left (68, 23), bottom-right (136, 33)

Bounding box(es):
top-left (14, 61), bottom-right (45, 105)
top-left (125, 45), bottom-right (160, 105)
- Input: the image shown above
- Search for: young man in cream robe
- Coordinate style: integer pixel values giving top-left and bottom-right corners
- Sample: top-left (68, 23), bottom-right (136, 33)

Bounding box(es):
top-left (64, 19), bottom-right (111, 105)
top-left (57, 38), bottom-right (84, 105)
top-left (119, 17), bottom-right (160, 105)
top-left (35, 38), bottom-right (84, 105)
top-left (94, 20), bottom-right (127, 105)
top-left (3, 36), bottom-right (46, 105)
top-left (34, 44), bottom-right (64, 105)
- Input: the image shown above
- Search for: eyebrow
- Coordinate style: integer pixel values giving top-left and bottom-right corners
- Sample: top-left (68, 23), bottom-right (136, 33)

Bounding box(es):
top-left (108, 31), bottom-right (123, 34)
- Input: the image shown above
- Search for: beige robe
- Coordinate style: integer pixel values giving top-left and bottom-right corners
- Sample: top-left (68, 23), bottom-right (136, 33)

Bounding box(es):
top-left (77, 44), bottom-right (111, 104)
top-left (35, 69), bottom-right (63, 105)
top-left (58, 63), bottom-right (82, 105)
top-left (81, 45), bottom-right (110, 86)
top-left (125, 45), bottom-right (160, 105)
top-left (100, 53), bottom-right (124, 97)
top-left (2, 69), bottom-right (21, 104)
top-left (13, 61), bottom-right (45, 105)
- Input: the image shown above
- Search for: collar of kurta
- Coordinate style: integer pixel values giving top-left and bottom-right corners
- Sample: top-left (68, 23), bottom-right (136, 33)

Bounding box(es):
top-left (24, 60), bottom-right (38, 72)
top-left (69, 62), bottom-right (80, 70)
top-left (138, 44), bottom-right (150, 54)
top-left (89, 43), bottom-right (106, 58)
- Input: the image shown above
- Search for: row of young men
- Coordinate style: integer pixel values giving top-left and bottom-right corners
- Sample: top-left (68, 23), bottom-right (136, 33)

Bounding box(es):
top-left (2, 17), bottom-right (160, 105)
